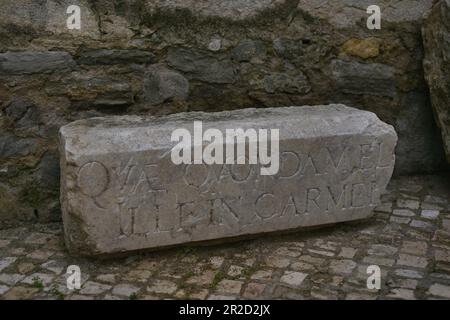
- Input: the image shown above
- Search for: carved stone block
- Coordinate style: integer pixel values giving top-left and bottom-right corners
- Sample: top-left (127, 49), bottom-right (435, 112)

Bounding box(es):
top-left (59, 105), bottom-right (397, 255)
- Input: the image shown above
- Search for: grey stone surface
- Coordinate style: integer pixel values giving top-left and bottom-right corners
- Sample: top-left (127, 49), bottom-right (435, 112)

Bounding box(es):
top-left (232, 40), bottom-right (267, 62)
top-left (422, 0), bottom-right (450, 164)
top-left (77, 49), bottom-right (155, 65)
top-left (59, 105), bottom-right (397, 255)
top-left (167, 48), bottom-right (236, 84)
top-left (0, 52), bottom-right (75, 75)
top-left (0, 134), bottom-right (38, 159)
top-left (145, 0), bottom-right (286, 20)
top-left (263, 72), bottom-right (311, 95)
top-left (297, 0), bottom-right (433, 28)
top-left (143, 65), bottom-right (189, 106)
top-left (45, 74), bottom-right (133, 108)
top-left (395, 91), bottom-right (446, 175)
top-left (331, 60), bottom-right (396, 97)
top-left (3, 98), bottom-right (40, 130)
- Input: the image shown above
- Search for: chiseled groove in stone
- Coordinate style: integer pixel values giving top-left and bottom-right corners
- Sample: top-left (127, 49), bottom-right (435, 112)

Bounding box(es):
top-left (59, 105), bottom-right (397, 256)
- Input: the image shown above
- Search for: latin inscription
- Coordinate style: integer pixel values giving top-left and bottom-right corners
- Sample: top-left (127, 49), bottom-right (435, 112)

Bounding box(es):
top-left (76, 141), bottom-right (390, 239)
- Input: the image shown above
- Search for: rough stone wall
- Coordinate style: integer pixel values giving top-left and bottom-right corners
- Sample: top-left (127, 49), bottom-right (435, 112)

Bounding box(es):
top-left (0, 0), bottom-right (446, 228)
top-left (423, 0), bottom-right (450, 164)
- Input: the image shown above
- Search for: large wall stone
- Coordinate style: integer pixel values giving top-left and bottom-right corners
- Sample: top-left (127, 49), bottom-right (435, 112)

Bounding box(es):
top-left (423, 0), bottom-right (450, 164)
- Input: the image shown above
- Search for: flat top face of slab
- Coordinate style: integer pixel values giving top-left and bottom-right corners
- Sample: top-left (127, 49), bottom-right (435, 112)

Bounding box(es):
top-left (61, 105), bottom-right (393, 155)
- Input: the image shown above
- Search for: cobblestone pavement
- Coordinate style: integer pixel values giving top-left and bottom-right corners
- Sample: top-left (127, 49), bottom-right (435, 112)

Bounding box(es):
top-left (1, 174), bottom-right (450, 300)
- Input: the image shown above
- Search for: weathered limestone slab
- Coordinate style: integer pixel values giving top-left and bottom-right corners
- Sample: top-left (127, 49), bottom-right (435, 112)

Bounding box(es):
top-left (59, 105), bottom-right (397, 256)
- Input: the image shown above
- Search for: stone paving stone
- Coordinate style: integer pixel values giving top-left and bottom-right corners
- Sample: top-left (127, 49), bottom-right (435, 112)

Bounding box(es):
top-left (338, 247), bottom-right (358, 259)
top-left (21, 272), bottom-right (55, 286)
top-left (298, 255), bottom-right (326, 266)
top-left (111, 284), bottom-right (140, 297)
top-left (243, 283), bottom-right (266, 299)
top-left (345, 292), bottom-right (377, 300)
top-left (0, 285), bottom-right (9, 295)
top-left (264, 256), bottom-right (290, 269)
top-left (387, 288), bottom-right (416, 300)
top-left (207, 295), bottom-right (237, 300)
top-left (9, 248), bottom-right (26, 256)
top-left (274, 247), bottom-right (302, 257)
top-left (24, 233), bottom-right (53, 245)
top-left (421, 209), bottom-right (440, 220)
top-left (68, 294), bottom-right (94, 300)
top-left (0, 240), bottom-right (11, 248)
top-left (390, 216), bottom-right (411, 224)
top-left (250, 270), bottom-right (273, 281)
top-left (0, 257), bottom-right (17, 272)
top-left (314, 240), bottom-right (338, 251)
top-left (424, 196), bottom-right (447, 205)
top-left (26, 250), bottom-right (54, 261)
top-left (227, 265), bottom-right (244, 277)
top-left (410, 220), bottom-right (434, 230)
top-left (124, 269), bottom-right (152, 283)
top-left (422, 203), bottom-right (444, 210)
top-left (430, 273), bottom-right (450, 281)
top-left (280, 271), bottom-right (308, 287)
top-left (434, 250), bottom-right (450, 263)
top-left (2, 286), bottom-right (39, 300)
top-left (215, 279), bottom-right (243, 295)
top-left (394, 269), bottom-right (424, 279)
top-left (208, 257), bottom-right (225, 269)
top-left (290, 261), bottom-right (316, 272)
top-left (16, 262), bottom-right (35, 274)
top-left (397, 254), bottom-right (428, 269)
top-left (374, 203), bottom-right (392, 213)
top-left (242, 258), bottom-right (256, 267)
top-left (393, 209), bottom-right (415, 217)
top-left (428, 283), bottom-right (450, 299)
top-left (368, 244), bottom-right (398, 256)
top-left (135, 260), bottom-right (161, 271)
top-left (442, 219), bottom-right (450, 231)
top-left (308, 249), bottom-right (335, 257)
top-left (96, 274), bottom-right (116, 284)
top-left (79, 281), bottom-right (112, 295)
top-left (387, 278), bottom-right (418, 290)
top-left (329, 260), bottom-right (357, 275)
top-left (147, 279), bottom-right (178, 295)
top-left (0, 274), bottom-right (25, 286)
top-left (396, 199), bottom-right (420, 210)
top-left (189, 289), bottom-right (209, 300)
top-left (40, 260), bottom-right (65, 275)
top-left (103, 294), bottom-right (123, 300)
top-left (400, 241), bottom-right (428, 256)
top-left (363, 256), bottom-right (395, 267)
top-left (186, 270), bottom-right (216, 286)
top-left (310, 288), bottom-right (339, 300)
